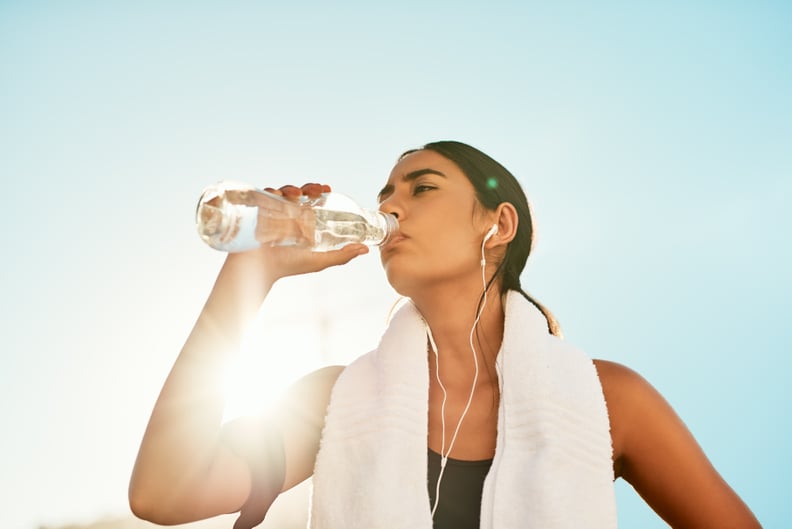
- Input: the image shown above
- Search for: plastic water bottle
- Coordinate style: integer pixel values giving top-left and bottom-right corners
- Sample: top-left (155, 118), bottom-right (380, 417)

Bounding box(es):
top-left (195, 181), bottom-right (399, 253)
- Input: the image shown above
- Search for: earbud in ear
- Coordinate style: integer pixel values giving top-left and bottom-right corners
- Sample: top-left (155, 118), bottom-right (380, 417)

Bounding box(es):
top-left (484, 224), bottom-right (499, 242)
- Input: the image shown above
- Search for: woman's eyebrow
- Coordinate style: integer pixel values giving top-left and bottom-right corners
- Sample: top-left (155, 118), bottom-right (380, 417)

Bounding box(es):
top-left (377, 168), bottom-right (447, 202)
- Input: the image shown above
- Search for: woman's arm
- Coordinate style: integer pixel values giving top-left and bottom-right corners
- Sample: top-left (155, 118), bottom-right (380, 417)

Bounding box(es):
top-left (129, 251), bottom-right (281, 524)
top-left (596, 360), bottom-right (762, 529)
top-left (129, 184), bottom-right (366, 525)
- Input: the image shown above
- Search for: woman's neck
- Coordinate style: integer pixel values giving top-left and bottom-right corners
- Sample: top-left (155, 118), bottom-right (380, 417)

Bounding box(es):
top-left (412, 282), bottom-right (506, 367)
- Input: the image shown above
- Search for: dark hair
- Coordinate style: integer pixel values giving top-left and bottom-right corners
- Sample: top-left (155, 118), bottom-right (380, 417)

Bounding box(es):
top-left (402, 140), bottom-right (562, 337)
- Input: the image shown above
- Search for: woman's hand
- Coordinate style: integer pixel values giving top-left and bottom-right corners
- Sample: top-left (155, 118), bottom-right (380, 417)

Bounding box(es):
top-left (230, 182), bottom-right (369, 285)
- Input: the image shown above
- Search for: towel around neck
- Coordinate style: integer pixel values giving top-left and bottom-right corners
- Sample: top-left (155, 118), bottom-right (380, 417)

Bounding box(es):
top-left (309, 290), bottom-right (617, 529)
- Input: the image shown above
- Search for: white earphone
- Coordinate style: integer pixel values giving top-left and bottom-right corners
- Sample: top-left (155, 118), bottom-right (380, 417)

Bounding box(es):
top-left (481, 224), bottom-right (498, 266)
top-left (484, 223), bottom-right (498, 242)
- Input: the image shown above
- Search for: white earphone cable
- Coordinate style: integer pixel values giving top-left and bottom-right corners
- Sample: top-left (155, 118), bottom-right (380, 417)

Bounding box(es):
top-left (429, 232), bottom-right (491, 519)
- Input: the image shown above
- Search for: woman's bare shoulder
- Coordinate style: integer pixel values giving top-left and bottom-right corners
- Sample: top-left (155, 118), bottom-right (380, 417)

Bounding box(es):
top-left (593, 358), bottom-right (644, 385)
top-left (591, 359), bottom-right (678, 459)
top-left (592, 359), bottom-right (661, 415)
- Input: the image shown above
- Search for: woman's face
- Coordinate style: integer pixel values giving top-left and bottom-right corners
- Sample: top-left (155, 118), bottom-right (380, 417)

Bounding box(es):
top-left (378, 149), bottom-right (491, 297)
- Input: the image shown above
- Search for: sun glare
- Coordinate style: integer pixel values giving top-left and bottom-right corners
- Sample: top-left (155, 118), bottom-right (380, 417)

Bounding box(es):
top-left (222, 306), bottom-right (323, 423)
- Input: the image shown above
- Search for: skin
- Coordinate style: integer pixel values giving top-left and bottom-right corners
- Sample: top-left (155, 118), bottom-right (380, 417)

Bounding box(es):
top-left (129, 151), bottom-right (761, 528)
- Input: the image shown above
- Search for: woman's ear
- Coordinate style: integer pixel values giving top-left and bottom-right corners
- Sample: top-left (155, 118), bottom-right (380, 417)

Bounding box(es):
top-left (486, 202), bottom-right (518, 248)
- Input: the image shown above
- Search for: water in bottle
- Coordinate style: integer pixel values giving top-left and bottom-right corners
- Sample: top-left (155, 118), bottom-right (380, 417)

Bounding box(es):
top-left (195, 181), bottom-right (398, 253)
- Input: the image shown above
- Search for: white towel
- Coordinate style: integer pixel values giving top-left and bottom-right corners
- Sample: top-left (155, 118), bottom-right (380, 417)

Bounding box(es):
top-left (309, 290), bottom-right (617, 529)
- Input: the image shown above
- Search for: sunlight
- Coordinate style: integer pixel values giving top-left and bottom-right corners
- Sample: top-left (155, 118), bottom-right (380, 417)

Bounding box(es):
top-left (222, 300), bottom-right (324, 423)
top-left (218, 258), bottom-right (396, 424)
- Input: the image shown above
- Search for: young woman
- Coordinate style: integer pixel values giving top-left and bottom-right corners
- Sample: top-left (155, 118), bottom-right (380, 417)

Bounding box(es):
top-left (129, 141), bottom-right (761, 529)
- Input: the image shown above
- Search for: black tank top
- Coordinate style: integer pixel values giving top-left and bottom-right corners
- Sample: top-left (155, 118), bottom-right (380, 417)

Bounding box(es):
top-left (427, 448), bottom-right (494, 529)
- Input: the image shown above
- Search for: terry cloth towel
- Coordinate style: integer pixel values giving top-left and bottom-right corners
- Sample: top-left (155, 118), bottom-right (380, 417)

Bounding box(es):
top-left (309, 290), bottom-right (617, 529)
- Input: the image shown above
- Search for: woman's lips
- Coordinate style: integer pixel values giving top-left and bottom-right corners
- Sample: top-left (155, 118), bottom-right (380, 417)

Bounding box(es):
top-left (382, 232), bottom-right (407, 250)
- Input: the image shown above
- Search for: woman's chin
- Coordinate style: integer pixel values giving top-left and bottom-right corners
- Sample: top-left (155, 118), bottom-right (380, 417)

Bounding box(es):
top-left (382, 261), bottom-right (417, 297)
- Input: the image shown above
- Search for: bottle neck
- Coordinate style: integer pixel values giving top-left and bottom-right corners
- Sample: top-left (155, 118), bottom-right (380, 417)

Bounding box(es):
top-left (375, 211), bottom-right (399, 246)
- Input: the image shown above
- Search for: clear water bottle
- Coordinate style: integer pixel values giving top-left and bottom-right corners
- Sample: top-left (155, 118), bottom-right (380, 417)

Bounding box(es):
top-left (195, 181), bottom-right (399, 253)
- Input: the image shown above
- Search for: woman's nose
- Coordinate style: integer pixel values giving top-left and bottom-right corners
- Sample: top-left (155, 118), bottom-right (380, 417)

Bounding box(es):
top-left (379, 197), bottom-right (403, 220)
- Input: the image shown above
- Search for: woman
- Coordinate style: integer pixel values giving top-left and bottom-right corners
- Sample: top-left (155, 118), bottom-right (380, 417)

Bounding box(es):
top-left (129, 141), bottom-right (761, 528)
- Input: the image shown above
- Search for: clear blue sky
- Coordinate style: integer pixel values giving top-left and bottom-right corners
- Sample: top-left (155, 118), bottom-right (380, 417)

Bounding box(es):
top-left (1, 2), bottom-right (789, 528)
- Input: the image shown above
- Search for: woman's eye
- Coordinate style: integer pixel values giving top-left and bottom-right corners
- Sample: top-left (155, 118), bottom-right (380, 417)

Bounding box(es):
top-left (413, 184), bottom-right (436, 195)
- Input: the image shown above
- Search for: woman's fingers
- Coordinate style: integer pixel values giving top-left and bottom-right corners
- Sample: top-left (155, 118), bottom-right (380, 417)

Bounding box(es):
top-left (263, 184), bottom-right (330, 202)
top-left (300, 183), bottom-right (329, 199)
top-left (278, 185), bottom-right (303, 200)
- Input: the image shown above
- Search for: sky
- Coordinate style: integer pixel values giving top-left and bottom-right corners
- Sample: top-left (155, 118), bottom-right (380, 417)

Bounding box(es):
top-left (1, 1), bottom-right (790, 528)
